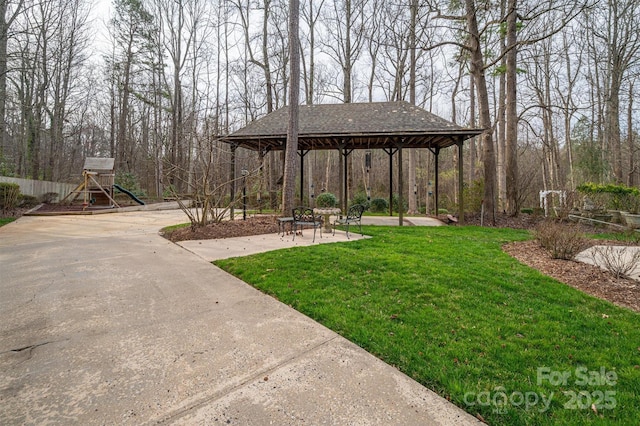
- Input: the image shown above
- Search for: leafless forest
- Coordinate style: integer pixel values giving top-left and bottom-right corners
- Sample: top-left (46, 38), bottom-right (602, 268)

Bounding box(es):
top-left (0, 0), bottom-right (638, 216)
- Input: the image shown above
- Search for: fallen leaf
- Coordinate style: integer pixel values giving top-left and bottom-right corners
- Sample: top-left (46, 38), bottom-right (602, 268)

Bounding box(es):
top-left (591, 404), bottom-right (598, 415)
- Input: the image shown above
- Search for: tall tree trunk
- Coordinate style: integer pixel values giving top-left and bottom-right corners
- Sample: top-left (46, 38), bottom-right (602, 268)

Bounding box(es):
top-left (628, 81), bottom-right (635, 187)
top-left (262, 0), bottom-right (273, 112)
top-left (496, 0), bottom-right (506, 212)
top-left (468, 73), bottom-right (476, 182)
top-left (466, 0), bottom-right (496, 225)
top-left (607, 74), bottom-right (622, 182)
top-left (505, 0), bottom-right (518, 215)
top-left (118, 38), bottom-right (134, 172)
top-left (343, 0), bottom-right (352, 103)
top-left (282, 0), bottom-right (300, 215)
top-left (0, 0), bottom-right (22, 161)
top-left (407, 0), bottom-right (418, 214)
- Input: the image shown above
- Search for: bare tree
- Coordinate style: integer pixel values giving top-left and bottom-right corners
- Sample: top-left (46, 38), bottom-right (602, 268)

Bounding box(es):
top-left (110, 0), bottom-right (155, 172)
top-left (504, 0), bottom-right (518, 214)
top-left (46, 0), bottom-right (90, 181)
top-left (592, 0), bottom-right (640, 183)
top-left (300, 0), bottom-right (324, 105)
top-left (233, 0), bottom-right (275, 113)
top-left (0, 0), bottom-right (23, 163)
top-left (320, 0), bottom-right (366, 103)
top-left (465, 0), bottom-right (497, 224)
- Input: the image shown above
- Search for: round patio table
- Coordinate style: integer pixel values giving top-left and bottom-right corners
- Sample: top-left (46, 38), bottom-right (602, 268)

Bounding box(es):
top-left (313, 207), bottom-right (342, 233)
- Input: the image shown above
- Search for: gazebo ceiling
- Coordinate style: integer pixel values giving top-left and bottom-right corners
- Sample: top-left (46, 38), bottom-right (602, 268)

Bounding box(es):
top-left (222, 101), bottom-right (483, 151)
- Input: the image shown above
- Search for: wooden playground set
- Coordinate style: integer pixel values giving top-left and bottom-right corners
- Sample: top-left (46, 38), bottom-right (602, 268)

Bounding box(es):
top-left (60, 157), bottom-right (144, 210)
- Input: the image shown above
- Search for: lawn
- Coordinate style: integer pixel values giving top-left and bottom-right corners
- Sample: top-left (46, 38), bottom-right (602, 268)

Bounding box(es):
top-left (215, 226), bottom-right (640, 425)
top-left (0, 217), bottom-right (16, 227)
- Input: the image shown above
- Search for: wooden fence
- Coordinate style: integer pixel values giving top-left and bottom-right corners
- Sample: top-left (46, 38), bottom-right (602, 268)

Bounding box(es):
top-left (0, 176), bottom-right (76, 202)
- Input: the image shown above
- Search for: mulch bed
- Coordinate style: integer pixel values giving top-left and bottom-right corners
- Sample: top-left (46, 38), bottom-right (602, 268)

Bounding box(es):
top-left (166, 215), bottom-right (280, 242)
top-left (30, 202), bottom-right (141, 213)
top-left (503, 240), bottom-right (639, 313)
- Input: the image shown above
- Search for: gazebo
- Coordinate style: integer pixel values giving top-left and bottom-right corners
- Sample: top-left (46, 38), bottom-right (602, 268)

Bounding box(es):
top-left (221, 101), bottom-right (483, 224)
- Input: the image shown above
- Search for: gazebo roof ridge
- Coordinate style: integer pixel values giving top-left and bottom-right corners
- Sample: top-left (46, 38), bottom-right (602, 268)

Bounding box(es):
top-left (222, 100), bottom-right (483, 151)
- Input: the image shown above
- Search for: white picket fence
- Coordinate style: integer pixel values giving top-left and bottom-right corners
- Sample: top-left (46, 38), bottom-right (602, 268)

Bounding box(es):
top-left (0, 176), bottom-right (76, 202)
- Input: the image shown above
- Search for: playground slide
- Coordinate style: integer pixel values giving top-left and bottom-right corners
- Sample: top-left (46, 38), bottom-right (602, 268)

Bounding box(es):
top-left (113, 184), bottom-right (145, 205)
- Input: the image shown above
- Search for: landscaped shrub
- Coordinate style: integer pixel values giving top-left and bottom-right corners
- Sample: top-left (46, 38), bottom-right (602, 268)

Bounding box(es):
top-left (369, 197), bottom-right (388, 213)
top-left (18, 194), bottom-right (39, 208)
top-left (0, 182), bottom-right (20, 212)
top-left (589, 245), bottom-right (640, 279)
top-left (116, 172), bottom-right (146, 197)
top-left (577, 182), bottom-right (640, 213)
top-left (316, 192), bottom-right (338, 208)
top-left (463, 178), bottom-right (484, 213)
top-left (350, 191), bottom-right (370, 211)
top-left (535, 220), bottom-right (588, 260)
top-left (39, 192), bottom-right (59, 203)
top-left (392, 193), bottom-right (408, 213)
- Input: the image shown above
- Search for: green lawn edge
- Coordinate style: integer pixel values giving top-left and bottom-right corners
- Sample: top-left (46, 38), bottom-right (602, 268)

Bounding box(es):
top-left (0, 217), bottom-right (16, 227)
top-left (215, 226), bottom-right (640, 425)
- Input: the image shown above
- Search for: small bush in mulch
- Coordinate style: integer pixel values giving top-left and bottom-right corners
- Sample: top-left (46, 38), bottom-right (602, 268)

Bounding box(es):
top-left (18, 194), bottom-right (39, 208)
top-left (369, 197), bottom-right (388, 213)
top-left (534, 220), bottom-right (589, 260)
top-left (0, 182), bottom-right (20, 213)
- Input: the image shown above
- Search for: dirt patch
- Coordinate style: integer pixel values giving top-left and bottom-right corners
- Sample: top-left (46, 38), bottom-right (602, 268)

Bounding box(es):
top-left (165, 215), bottom-right (280, 242)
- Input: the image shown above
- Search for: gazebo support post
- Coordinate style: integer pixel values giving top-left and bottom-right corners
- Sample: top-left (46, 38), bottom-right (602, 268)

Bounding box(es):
top-left (434, 147), bottom-right (440, 215)
top-left (389, 150), bottom-right (393, 217)
top-left (230, 144), bottom-right (237, 220)
top-left (258, 148), bottom-right (267, 213)
top-left (298, 149), bottom-right (309, 206)
top-left (343, 147), bottom-right (348, 212)
top-left (457, 138), bottom-right (465, 225)
top-left (397, 139), bottom-right (404, 226)
top-left (338, 142), bottom-right (344, 213)
top-left (383, 147), bottom-right (397, 217)
top-left (338, 143), bottom-right (353, 213)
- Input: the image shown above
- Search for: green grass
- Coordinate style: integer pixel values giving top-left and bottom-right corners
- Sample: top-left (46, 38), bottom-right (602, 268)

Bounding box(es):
top-left (589, 230), bottom-right (640, 244)
top-left (0, 217), bottom-right (16, 227)
top-left (215, 226), bottom-right (640, 425)
top-left (160, 222), bottom-right (191, 233)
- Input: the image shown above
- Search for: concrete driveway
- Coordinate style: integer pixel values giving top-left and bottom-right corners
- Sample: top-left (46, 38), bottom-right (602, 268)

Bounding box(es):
top-left (0, 210), bottom-right (478, 425)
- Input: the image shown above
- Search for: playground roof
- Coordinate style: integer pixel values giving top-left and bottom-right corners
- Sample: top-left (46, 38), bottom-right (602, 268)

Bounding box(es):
top-left (83, 157), bottom-right (114, 172)
top-left (222, 101), bottom-right (483, 152)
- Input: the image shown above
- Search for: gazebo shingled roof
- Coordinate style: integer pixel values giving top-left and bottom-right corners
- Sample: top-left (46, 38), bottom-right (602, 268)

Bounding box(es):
top-left (222, 101), bottom-right (482, 151)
